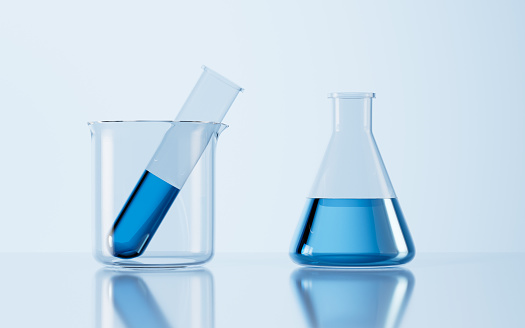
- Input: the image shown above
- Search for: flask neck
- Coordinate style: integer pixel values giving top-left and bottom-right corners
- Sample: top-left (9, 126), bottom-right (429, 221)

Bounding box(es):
top-left (331, 97), bottom-right (372, 132)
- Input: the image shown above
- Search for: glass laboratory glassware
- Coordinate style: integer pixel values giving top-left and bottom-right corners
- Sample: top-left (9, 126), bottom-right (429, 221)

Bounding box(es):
top-left (107, 67), bottom-right (242, 260)
top-left (89, 121), bottom-right (227, 268)
top-left (291, 268), bottom-right (414, 328)
top-left (290, 92), bottom-right (415, 267)
top-left (96, 268), bottom-right (214, 327)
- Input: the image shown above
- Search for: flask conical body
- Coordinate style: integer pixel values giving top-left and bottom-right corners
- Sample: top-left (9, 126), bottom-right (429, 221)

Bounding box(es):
top-left (290, 93), bottom-right (415, 267)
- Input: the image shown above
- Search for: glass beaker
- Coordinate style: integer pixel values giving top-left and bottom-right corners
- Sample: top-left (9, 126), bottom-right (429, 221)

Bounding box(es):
top-left (290, 92), bottom-right (415, 267)
top-left (89, 121), bottom-right (226, 268)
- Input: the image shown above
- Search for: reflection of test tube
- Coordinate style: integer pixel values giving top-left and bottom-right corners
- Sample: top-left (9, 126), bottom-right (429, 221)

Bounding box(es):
top-left (109, 67), bottom-right (243, 258)
top-left (111, 275), bottom-right (171, 328)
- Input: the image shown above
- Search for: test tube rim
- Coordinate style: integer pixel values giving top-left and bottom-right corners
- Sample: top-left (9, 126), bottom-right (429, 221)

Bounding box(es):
top-left (201, 65), bottom-right (244, 92)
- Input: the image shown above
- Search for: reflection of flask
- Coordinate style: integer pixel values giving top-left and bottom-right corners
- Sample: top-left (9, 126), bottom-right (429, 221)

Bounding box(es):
top-left (290, 92), bottom-right (415, 267)
top-left (291, 268), bottom-right (415, 328)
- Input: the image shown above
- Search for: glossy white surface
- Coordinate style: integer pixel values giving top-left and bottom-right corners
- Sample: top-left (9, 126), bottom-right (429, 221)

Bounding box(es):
top-left (0, 253), bottom-right (523, 327)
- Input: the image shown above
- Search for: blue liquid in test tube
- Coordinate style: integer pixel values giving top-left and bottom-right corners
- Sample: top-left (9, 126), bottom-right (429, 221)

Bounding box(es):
top-left (110, 171), bottom-right (180, 258)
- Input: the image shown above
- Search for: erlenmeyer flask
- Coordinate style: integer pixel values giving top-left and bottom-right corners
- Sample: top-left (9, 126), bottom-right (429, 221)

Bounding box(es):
top-left (290, 92), bottom-right (415, 267)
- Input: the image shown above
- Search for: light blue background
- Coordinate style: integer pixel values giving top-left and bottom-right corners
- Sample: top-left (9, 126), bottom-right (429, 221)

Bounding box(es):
top-left (1, 0), bottom-right (524, 253)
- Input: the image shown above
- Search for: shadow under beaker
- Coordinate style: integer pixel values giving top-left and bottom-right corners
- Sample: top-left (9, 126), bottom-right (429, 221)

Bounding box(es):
top-left (95, 268), bottom-right (214, 328)
top-left (291, 268), bottom-right (415, 328)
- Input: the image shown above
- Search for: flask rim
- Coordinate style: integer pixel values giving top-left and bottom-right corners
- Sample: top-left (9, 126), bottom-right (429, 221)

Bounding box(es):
top-left (328, 92), bottom-right (376, 99)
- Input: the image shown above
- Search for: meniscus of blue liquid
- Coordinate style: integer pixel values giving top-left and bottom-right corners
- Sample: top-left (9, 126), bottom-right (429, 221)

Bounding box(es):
top-left (109, 171), bottom-right (179, 258)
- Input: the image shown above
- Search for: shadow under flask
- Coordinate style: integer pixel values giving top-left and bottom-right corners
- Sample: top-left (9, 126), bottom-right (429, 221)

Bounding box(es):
top-left (290, 92), bottom-right (415, 267)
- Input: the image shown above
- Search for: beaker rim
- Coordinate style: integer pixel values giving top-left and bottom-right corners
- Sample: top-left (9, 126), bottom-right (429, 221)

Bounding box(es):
top-left (87, 120), bottom-right (229, 128)
top-left (328, 92), bottom-right (376, 99)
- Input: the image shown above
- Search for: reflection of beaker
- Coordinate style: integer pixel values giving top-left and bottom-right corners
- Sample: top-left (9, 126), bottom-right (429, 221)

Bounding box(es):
top-left (95, 269), bottom-right (214, 328)
top-left (290, 92), bottom-right (415, 267)
top-left (291, 268), bottom-right (414, 328)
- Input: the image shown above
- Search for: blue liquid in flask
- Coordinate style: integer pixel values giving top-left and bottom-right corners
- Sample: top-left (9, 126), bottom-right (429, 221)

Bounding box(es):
top-left (290, 198), bottom-right (415, 267)
top-left (110, 171), bottom-right (179, 258)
